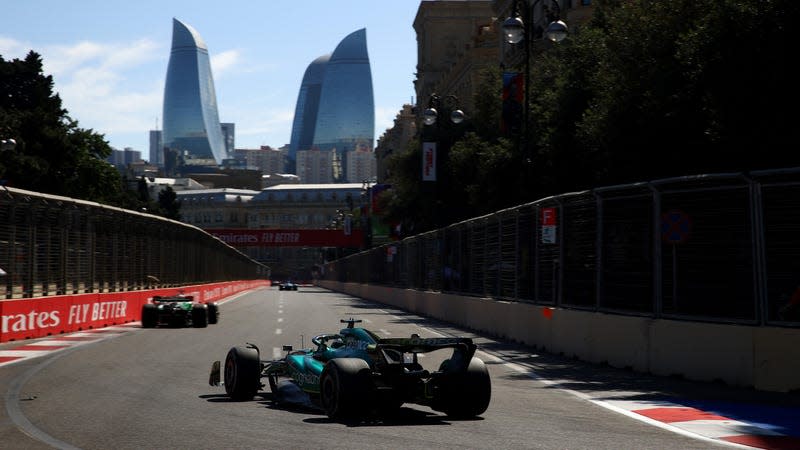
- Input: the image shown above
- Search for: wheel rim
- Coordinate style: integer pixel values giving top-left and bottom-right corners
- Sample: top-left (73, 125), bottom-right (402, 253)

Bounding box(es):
top-left (321, 372), bottom-right (338, 414)
top-left (224, 355), bottom-right (236, 388)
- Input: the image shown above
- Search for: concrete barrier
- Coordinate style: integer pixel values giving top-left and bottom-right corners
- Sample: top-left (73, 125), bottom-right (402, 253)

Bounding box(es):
top-left (316, 280), bottom-right (800, 393)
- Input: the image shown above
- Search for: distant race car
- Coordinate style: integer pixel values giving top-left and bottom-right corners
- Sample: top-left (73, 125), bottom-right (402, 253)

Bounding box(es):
top-left (141, 294), bottom-right (219, 328)
top-left (277, 281), bottom-right (298, 291)
top-left (209, 318), bottom-right (490, 420)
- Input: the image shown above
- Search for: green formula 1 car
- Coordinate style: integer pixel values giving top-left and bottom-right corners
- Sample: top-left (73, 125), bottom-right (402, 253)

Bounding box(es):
top-left (208, 318), bottom-right (490, 420)
top-left (141, 294), bottom-right (219, 328)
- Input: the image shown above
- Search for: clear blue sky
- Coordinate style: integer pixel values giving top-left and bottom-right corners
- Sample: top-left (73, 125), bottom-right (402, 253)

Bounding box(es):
top-left (1, 1), bottom-right (423, 154)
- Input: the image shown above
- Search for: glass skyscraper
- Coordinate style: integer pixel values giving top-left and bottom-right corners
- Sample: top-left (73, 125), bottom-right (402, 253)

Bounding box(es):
top-left (162, 18), bottom-right (227, 166)
top-left (288, 55), bottom-right (329, 171)
top-left (289, 28), bottom-right (374, 181)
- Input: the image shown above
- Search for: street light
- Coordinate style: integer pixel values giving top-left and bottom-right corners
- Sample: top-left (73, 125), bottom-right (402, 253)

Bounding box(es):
top-left (421, 93), bottom-right (465, 229)
top-left (1, 138), bottom-right (16, 152)
top-left (423, 94), bottom-right (465, 126)
top-left (502, 0), bottom-right (568, 164)
top-left (421, 94), bottom-right (464, 185)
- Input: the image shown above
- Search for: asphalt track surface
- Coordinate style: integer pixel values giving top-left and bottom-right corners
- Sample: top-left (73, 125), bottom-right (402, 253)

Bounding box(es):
top-left (1, 286), bottom-right (798, 450)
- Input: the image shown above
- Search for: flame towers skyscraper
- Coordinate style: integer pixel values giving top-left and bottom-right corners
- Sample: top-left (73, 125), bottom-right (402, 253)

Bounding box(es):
top-left (289, 28), bottom-right (374, 180)
top-left (162, 18), bottom-right (227, 167)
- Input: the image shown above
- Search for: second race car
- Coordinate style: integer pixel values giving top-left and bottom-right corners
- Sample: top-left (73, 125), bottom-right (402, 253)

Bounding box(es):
top-left (277, 281), bottom-right (298, 291)
top-left (209, 318), bottom-right (490, 420)
top-left (142, 294), bottom-right (219, 328)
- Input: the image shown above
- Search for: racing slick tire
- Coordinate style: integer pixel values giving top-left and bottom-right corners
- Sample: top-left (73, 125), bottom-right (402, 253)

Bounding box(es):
top-left (192, 304), bottom-right (208, 328)
top-left (224, 346), bottom-right (261, 401)
top-left (141, 304), bottom-right (158, 328)
top-left (207, 303), bottom-right (219, 324)
top-left (320, 358), bottom-right (371, 420)
top-left (434, 357), bottom-right (491, 418)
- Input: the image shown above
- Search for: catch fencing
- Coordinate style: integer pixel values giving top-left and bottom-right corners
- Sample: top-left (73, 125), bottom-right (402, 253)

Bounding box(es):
top-left (323, 168), bottom-right (800, 327)
top-left (1, 186), bottom-right (270, 299)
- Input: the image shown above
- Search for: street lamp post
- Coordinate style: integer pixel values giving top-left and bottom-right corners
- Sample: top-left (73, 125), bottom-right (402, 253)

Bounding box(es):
top-left (0, 138), bottom-right (16, 153)
top-left (421, 93), bottom-right (464, 229)
top-left (502, 0), bottom-right (567, 165)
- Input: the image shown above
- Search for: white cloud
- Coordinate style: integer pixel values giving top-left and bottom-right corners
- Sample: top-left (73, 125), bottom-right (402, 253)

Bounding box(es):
top-left (375, 105), bottom-right (403, 137)
top-left (211, 49), bottom-right (241, 79)
top-left (29, 39), bottom-right (165, 144)
top-left (0, 37), bottom-right (30, 59)
top-left (232, 107), bottom-right (295, 147)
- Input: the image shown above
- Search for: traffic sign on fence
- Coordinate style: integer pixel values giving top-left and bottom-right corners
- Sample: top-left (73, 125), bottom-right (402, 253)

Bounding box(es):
top-left (661, 209), bottom-right (692, 244)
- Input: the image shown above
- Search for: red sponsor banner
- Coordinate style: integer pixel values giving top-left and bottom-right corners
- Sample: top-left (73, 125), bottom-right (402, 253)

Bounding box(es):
top-left (0, 280), bottom-right (269, 342)
top-left (0, 293), bottom-right (145, 341)
top-left (208, 229), bottom-right (364, 247)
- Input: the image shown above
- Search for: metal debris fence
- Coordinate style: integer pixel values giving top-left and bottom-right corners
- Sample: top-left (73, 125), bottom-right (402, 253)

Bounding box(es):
top-left (322, 168), bottom-right (800, 327)
top-left (1, 187), bottom-right (270, 299)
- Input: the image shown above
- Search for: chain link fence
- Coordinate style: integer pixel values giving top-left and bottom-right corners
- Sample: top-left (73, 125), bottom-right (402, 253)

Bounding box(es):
top-left (1, 187), bottom-right (270, 299)
top-left (323, 168), bottom-right (800, 327)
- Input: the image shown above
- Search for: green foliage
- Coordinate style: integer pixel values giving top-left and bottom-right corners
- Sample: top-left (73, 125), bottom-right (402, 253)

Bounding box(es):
top-left (382, 137), bottom-right (433, 234)
top-left (535, 0), bottom-right (800, 189)
top-left (0, 50), bottom-right (172, 217)
top-left (158, 185), bottom-right (181, 221)
top-left (381, 0), bottom-right (800, 235)
top-left (1, 52), bottom-right (116, 198)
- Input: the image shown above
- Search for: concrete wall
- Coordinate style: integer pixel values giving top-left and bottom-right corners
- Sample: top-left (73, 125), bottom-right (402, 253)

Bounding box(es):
top-left (316, 280), bottom-right (800, 393)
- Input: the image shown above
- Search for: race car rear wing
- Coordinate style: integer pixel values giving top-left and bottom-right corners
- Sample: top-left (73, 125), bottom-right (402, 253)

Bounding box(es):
top-left (376, 336), bottom-right (477, 360)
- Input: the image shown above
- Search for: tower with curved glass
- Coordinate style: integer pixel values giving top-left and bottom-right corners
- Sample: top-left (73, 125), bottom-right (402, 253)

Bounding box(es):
top-left (287, 54), bottom-right (330, 172)
top-left (162, 18), bottom-right (227, 167)
top-left (289, 28), bottom-right (374, 181)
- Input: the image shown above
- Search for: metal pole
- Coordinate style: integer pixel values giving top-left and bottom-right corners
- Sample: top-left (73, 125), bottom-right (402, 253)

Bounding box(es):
top-left (524, 0), bottom-right (532, 165)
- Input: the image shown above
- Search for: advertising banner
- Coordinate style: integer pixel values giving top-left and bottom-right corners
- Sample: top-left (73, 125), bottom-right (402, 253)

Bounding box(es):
top-left (422, 142), bottom-right (437, 181)
top-left (502, 72), bottom-right (524, 134)
top-left (541, 207), bottom-right (558, 244)
top-left (0, 280), bottom-right (269, 343)
top-left (209, 229), bottom-right (364, 247)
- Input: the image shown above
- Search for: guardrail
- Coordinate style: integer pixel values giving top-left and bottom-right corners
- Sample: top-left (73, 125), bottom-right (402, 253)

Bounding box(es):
top-left (0, 186), bottom-right (270, 299)
top-left (322, 168), bottom-right (800, 328)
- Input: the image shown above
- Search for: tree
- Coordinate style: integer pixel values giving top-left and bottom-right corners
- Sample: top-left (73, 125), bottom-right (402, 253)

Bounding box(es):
top-left (158, 186), bottom-right (181, 221)
top-left (0, 51), bottom-right (132, 206)
top-left (530, 0), bottom-right (800, 191)
top-left (367, 0), bottom-right (800, 236)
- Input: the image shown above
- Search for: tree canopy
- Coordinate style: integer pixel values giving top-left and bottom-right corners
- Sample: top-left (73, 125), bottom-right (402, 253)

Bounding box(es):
top-left (382, 0), bottom-right (800, 235)
top-left (0, 51), bottom-right (144, 209)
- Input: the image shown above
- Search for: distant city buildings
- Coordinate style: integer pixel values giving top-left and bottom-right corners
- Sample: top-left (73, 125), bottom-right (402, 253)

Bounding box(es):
top-left (289, 28), bottom-right (375, 183)
top-left (220, 123), bottom-right (235, 156)
top-left (346, 146), bottom-right (377, 183)
top-left (296, 149), bottom-right (335, 184)
top-left (176, 183), bottom-right (371, 278)
top-left (375, 104), bottom-right (416, 183)
top-left (107, 147), bottom-right (142, 169)
top-left (149, 130), bottom-right (163, 167)
top-left (233, 146), bottom-right (285, 175)
top-left (162, 18), bottom-right (227, 167)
